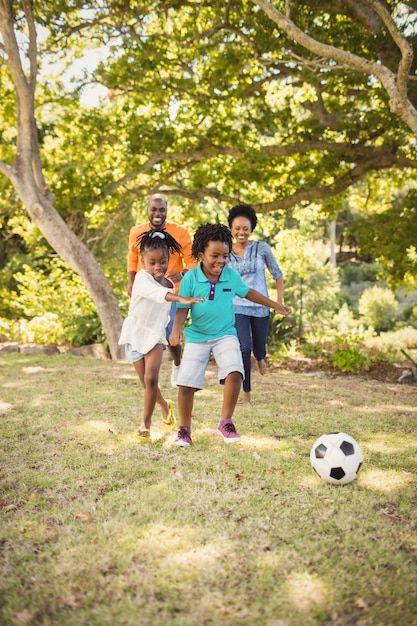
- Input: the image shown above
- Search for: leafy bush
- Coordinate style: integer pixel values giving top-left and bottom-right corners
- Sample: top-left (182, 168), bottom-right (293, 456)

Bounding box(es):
top-left (65, 311), bottom-right (105, 346)
top-left (296, 341), bottom-right (324, 358)
top-left (11, 261), bottom-right (105, 346)
top-left (365, 327), bottom-right (417, 357)
top-left (339, 262), bottom-right (381, 285)
top-left (20, 313), bottom-right (64, 344)
top-left (330, 337), bottom-right (368, 373)
top-left (359, 286), bottom-right (398, 333)
top-left (269, 230), bottom-right (340, 345)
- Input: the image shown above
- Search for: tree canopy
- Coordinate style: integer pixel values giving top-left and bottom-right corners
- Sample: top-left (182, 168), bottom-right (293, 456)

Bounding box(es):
top-left (1, 1), bottom-right (416, 353)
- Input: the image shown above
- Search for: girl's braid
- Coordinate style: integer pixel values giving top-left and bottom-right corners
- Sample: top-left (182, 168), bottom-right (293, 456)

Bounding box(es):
top-left (137, 229), bottom-right (182, 256)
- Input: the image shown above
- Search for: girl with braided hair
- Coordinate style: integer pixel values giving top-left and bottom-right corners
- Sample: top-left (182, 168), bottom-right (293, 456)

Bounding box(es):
top-left (119, 229), bottom-right (204, 441)
top-left (169, 223), bottom-right (291, 447)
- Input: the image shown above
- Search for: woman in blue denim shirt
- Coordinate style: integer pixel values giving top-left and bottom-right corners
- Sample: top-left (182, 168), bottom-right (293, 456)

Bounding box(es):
top-left (228, 203), bottom-right (288, 404)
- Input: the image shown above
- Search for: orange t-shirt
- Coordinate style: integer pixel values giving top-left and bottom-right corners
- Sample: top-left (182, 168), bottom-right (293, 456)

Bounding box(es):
top-left (127, 221), bottom-right (197, 292)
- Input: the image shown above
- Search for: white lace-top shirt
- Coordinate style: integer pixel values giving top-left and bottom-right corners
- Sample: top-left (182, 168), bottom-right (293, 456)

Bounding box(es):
top-left (118, 270), bottom-right (174, 354)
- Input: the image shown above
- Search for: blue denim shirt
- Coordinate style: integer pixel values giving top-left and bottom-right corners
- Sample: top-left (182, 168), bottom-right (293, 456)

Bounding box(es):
top-left (228, 241), bottom-right (282, 317)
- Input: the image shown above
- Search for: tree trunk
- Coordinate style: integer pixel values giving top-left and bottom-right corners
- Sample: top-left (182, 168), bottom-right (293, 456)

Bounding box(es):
top-left (0, 1), bottom-right (124, 360)
top-left (10, 168), bottom-right (124, 360)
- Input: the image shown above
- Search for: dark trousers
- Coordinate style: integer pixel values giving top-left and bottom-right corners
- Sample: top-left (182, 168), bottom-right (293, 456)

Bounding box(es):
top-left (235, 313), bottom-right (270, 393)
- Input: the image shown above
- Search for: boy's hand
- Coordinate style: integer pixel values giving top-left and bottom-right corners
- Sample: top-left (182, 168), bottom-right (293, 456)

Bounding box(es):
top-left (169, 328), bottom-right (184, 346)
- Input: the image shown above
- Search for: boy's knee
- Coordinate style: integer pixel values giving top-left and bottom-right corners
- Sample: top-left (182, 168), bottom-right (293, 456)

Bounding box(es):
top-left (178, 385), bottom-right (197, 395)
top-left (225, 371), bottom-right (243, 383)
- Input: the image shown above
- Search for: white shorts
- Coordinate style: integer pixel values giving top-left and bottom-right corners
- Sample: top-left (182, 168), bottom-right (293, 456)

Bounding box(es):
top-left (176, 335), bottom-right (244, 390)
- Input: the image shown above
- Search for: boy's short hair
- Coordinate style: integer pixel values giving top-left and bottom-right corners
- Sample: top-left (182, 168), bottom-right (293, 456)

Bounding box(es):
top-left (192, 224), bottom-right (233, 258)
top-left (227, 203), bottom-right (258, 231)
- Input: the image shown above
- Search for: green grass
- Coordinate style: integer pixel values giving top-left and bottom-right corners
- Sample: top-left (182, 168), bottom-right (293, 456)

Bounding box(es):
top-left (1, 353), bottom-right (417, 626)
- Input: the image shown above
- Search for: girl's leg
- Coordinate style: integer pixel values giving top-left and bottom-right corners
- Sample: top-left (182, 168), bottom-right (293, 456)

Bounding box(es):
top-left (234, 313), bottom-right (252, 401)
top-left (251, 315), bottom-right (270, 375)
top-left (133, 344), bottom-right (164, 430)
top-left (133, 351), bottom-right (171, 423)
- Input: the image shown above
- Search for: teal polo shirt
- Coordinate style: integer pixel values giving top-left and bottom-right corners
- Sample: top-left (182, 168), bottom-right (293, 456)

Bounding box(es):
top-left (177, 263), bottom-right (250, 343)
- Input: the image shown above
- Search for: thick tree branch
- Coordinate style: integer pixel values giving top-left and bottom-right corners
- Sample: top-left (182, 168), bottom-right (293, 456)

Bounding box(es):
top-left (136, 150), bottom-right (404, 212)
top-left (22, 0), bottom-right (37, 94)
top-left (101, 138), bottom-right (416, 199)
top-left (362, 0), bottom-right (413, 101)
top-left (251, 0), bottom-right (417, 134)
top-left (0, 158), bottom-right (15, 178)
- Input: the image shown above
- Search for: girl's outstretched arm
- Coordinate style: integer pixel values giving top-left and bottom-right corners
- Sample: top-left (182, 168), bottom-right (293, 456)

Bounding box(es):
top-left (166, 293), bottom-right (204, 305)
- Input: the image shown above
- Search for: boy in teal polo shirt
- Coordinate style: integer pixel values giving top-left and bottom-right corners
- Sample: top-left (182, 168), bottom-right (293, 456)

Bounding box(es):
top-left (169, 223), bottom-right (291, 447)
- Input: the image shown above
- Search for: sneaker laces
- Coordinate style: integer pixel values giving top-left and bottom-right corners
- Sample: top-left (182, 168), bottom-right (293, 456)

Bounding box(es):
top-left (178, 427), bottom-right (191, 439)
top-left (222, 421), bottom-right (237, 433)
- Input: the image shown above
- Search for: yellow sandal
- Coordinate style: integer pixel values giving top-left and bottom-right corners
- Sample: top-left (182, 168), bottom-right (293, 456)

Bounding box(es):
top-left (162, 399), bottom-right (177, 429)
top-left (134, 428), bottom-right (151, 442)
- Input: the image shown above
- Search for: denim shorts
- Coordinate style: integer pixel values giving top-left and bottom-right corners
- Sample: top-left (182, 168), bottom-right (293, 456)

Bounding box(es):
top-left (125, 342), bottom-right (165, 363)
top-left (176, 335), bottom-right (244, 390)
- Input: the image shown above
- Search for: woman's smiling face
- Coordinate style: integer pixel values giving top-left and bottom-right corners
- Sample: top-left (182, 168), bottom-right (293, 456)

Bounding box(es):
top-left (231, 216), bottom-right (252, 245)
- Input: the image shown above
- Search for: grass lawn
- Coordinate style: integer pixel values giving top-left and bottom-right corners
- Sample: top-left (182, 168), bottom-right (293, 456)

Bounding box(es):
top-left (1, 352), bottom-right (416, 626)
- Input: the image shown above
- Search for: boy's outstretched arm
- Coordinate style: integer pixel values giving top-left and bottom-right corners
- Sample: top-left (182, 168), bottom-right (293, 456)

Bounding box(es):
top-left (245, 289), bottom-right (292, 316)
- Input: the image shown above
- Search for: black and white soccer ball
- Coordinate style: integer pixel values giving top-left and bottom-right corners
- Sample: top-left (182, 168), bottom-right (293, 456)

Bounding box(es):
top-left (310, 432), bottom-right (364, 485)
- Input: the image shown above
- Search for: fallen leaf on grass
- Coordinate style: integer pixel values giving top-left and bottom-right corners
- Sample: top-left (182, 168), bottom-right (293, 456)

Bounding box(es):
top-left (11, 610), bottom-right (33, 625)
top-left (2, 503), bottom-right (18, 512)
top-left (61, 593), bottom-right (82, 608)
top-left (355, 597), bottom-right (368, 609)
top-left (75, 512), bottom-right (92, 522)
top-left (235, 473), bottom-right (247, 480)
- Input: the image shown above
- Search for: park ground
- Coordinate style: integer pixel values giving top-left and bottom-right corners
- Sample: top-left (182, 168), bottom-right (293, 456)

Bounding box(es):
top-left (0, 352), bottom-right (416, 626)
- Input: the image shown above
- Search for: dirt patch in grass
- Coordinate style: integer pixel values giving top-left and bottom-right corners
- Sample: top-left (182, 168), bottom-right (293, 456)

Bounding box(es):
top-left (270, 354), bottom-right (414, 384)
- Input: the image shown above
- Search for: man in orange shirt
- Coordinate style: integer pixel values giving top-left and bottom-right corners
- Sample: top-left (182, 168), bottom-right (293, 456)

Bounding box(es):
top-left (127, 193), bottom-right (197, 386)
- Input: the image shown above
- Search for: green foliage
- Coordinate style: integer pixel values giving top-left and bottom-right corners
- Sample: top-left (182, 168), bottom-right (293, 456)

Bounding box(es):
top-left (2, 0), bottom-right (417, 354)
top-left (359, 286), bottom-right (398, 333)
top-left (20, 313), bottom-right (64, 344)
top-left (365, 327), bottom-right (417, 356)
top-left (13, 261), bottom-right (104, 346)
top-left (271, 228), bottom-right (340, 343)
top-left (339, 262), bottom-right (381, 286)
top-left (355, 189), bottom-right (417, 286)
top-left (330, 336), bottom-right (369, 373)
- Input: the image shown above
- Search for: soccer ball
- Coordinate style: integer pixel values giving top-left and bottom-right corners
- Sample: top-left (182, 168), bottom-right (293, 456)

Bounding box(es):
top-left (310, 432), bottom-right (363, 485)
